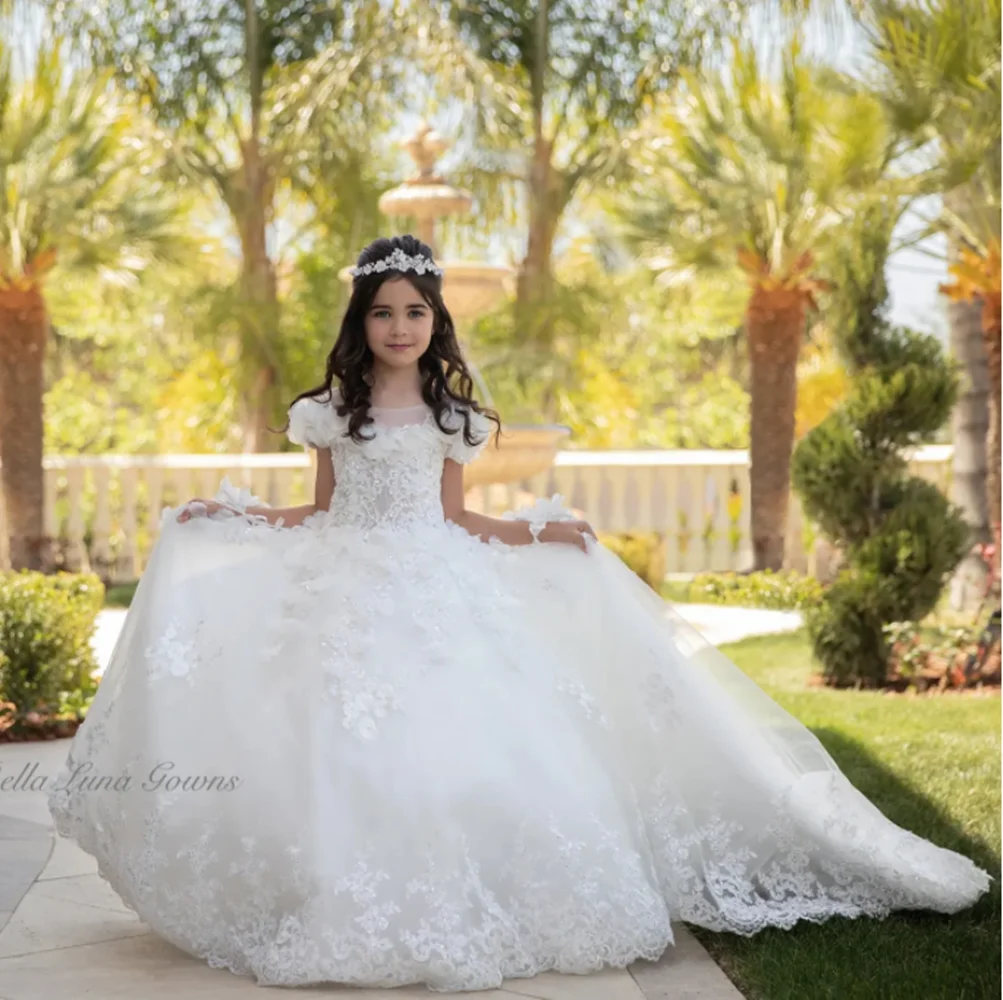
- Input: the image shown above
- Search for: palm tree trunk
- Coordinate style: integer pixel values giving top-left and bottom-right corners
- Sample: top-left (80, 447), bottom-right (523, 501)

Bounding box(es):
top-left (746, 286), bottom-right (805, 571)
top-left (981, 290), bottom-right (1001, 595)
top-left (238, 0), bottom-right (279, 454)
top-left (516, 139), bottom-right (560, 326)
top-left (946, 295), bottom-right (991, 610)
top-left (515, 0), bottom-right (559, 357)
top-left (944, 188), bottom-right (992, 609)
top-left (235, 150), bottom-right (279, 453)
top-left (514, 139), bottom-right (564, 421)
top-left (0, 285), bottom-right (50, 571)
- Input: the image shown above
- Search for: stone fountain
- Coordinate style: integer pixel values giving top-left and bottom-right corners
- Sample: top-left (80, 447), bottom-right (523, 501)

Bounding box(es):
top-left (339, 121), bottom-right (570, 491)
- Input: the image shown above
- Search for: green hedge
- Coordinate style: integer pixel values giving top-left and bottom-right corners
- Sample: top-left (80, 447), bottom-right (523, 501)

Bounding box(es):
top-left (662, 569), bottom-right (824, 611)
top-left (0, 570), bottom-right (103, 726)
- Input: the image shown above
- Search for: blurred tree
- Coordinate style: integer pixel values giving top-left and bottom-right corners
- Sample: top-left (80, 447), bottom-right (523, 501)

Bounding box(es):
top-left (467, 236), bottom-right (750, 448)
top-left (0, 38), bottom-right (188, 570)
top-left (46, 0), bottom-right (384, 450)
top-left (50, 0), bottom-right (517, 449)
top-left (859, 0), bottom-right (1001, 602)
top-left (44, 254), bottom-right (244, 456)
top-left (443, 0), bottom-right (737, 413)
top-left (792, 201), bottom-right (966, 686)
top-left (795, 322), bottom-right (848, 440)
top-left (617, 40), bottom-right (922, 570)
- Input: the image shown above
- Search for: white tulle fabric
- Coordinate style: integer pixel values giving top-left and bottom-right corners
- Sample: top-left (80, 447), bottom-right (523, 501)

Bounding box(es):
top-left (48, 393), bottom-right (992, 993)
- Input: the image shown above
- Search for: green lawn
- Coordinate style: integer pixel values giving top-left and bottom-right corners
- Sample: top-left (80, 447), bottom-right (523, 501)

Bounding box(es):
top-left (693, 630), bottom-right (1001, 1000)
top-left (103, 580), bottom-right (139, 607)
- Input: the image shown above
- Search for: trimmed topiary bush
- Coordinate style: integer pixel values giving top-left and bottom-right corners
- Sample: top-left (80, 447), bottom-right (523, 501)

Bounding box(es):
top-left (792, 205), bottom-right (969, 687)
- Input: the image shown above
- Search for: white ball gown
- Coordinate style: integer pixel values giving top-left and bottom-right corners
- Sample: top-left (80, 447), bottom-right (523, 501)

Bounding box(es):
top-left (47, 391), bottom-right (992, 993)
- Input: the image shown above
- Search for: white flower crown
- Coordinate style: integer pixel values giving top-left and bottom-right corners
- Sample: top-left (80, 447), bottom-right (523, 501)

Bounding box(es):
top-left (349, 247), bottom-right (444, 279)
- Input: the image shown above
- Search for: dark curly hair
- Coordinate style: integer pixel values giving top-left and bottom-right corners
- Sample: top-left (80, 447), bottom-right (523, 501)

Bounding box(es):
top-left (278, 234), bottom-right (501, 451)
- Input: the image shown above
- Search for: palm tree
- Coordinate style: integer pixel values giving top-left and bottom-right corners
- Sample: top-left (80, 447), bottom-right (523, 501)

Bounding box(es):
top-left (49, 1), bottom-right (378, 450)
top-left (53, 0), bottom-right (520, 450)
top-left (618, 41), bottom-right (903, 570)
top-left (861, 0), bottom-right (1001, 600)
top-left (0, 39), bottom-right (187, 570)
top-left (444, 0), bottom-right (734, 405)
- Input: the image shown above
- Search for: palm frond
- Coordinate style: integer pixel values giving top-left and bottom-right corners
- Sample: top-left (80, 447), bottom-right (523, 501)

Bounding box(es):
top-left (615, 39), bottom-right (912, 288)
top-left (0, 37), bottom-right (199, 288)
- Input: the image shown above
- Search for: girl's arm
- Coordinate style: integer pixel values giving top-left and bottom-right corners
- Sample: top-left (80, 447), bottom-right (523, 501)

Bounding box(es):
top-left (179, 448), bottom-right (336, 527)
top-left (244, 445), bottom-right (336, 525)
top-left (440, 458), bottom-right (595, 551)
top-left (241, 503), bottom-right (318, 527)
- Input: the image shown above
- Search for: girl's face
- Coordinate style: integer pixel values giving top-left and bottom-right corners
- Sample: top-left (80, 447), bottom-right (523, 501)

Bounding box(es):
top-left (365, 276), bottom-right (435, 373)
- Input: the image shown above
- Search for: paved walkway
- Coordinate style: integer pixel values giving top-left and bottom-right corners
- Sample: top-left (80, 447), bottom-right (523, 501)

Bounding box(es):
top-left (0, 603), bottom-right (800, 998)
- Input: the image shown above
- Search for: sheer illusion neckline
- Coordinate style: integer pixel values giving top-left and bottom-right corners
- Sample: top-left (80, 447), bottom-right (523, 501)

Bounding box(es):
top-left (367, 401), bottom-right (432, 429)
top-left (367, 408), bottom-right (437, 433)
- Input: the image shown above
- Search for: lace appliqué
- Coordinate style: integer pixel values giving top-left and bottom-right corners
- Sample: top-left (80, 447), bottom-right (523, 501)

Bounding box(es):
top-left (50, 800), bottom-right (673, 992)
top-left (318, 631), bottom-right (405, 742)
top-left (555, 678), bottom-right (613, 730)
top-left (501, 493), bottom-right (576, 544)
top-left (144, 617), bottom-right (200, 686)
top-left (53, 757), bottom-right (980, 995)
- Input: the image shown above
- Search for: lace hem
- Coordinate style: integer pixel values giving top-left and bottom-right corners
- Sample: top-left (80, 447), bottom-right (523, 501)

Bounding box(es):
top-left (48, 765), bottom-right (990, 993)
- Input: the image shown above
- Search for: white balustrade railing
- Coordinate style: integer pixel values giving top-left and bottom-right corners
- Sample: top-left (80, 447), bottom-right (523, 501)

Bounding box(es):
top-left (0, 445), bottom-right (953, 584)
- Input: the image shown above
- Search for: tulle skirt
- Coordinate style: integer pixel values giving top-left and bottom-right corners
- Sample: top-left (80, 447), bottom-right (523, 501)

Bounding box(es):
top-left (47, 494), bottom-right (993, 992)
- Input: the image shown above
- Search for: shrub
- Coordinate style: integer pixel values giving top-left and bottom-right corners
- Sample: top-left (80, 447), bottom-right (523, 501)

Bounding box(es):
top-left (884, 615), bottom-right (1001, 691)
top-left (792, 205), bottom-right (969, 687)
top-left (0, 570), bottom-right (103, 726)
top-left (599, 531), bottom-right (666, 589)
top-left (683, 569), bottom-right (825, 611)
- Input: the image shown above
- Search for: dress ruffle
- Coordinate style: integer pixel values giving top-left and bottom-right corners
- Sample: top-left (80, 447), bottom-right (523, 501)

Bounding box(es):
top-left (441, 406), bottom-right (493, 464)
top-left (287, 392), bottom-right (492, 466)
top-left (287, 393), bottom-right (343, 449)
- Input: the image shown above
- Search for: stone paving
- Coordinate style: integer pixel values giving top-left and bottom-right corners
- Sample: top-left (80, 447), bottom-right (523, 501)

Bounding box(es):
top-left (0, 603), bottom-right (797, 998)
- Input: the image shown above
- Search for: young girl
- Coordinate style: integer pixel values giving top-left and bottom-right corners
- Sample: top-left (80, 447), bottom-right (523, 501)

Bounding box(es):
top-left (48, 234), bottom-right (991, 994)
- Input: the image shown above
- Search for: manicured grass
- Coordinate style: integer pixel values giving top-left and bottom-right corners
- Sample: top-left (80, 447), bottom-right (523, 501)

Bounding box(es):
top-left (692, 630), bottom-right (1000, 1000)
top-left (103, 580), bottom-right (139, 607)
top-left (660, 579), bottom-right (695, 604)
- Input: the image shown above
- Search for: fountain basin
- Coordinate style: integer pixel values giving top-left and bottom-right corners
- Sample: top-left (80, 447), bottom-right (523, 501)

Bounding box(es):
top-left (461, 423), bottom-right (570, 489)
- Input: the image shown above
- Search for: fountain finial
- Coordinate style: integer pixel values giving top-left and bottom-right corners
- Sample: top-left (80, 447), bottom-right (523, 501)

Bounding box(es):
top-left (402, 121), bottom-right (448, 184)
top-left (344, 118), bottom-right (516, 322)
top-left (378, 121), bottom-right (473, 255)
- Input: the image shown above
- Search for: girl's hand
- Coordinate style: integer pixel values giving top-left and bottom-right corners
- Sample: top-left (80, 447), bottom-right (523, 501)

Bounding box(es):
top-left (176, 498), bottom-right (241, 523)
top-left (540, 519), bottom-right (597, 553)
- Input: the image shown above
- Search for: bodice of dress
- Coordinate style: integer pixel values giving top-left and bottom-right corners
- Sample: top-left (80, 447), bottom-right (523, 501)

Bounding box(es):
top-left (287, 391), bottom-right (492, 532)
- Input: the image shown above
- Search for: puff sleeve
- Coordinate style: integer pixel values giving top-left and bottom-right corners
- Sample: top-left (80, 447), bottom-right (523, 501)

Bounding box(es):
top-left (287, 395), bottom-right (340, 449)
top-left (444, 406), bottom-right (494, 465)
